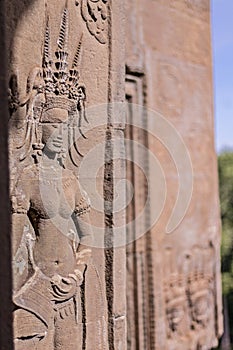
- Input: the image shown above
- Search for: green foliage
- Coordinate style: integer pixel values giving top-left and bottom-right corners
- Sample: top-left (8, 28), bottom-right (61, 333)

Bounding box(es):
top-left (218, 151), bottom-right (233, 348)
top-left (219, 152), bottom-right (233, 296)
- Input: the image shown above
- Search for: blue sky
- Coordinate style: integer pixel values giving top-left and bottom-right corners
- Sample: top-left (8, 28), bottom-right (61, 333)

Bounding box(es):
top-left (212, 0), bottom-right (233, 153)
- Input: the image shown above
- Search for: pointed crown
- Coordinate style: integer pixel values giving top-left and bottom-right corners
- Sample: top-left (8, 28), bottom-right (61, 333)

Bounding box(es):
top-left (164, 274), bottom-right (186, 308)
top-left (187, 271), bottom-right (213, 299)
top-left (17, 2), bottom-right (87, 165)
top-left (43, 1), bottom-right (85, 114)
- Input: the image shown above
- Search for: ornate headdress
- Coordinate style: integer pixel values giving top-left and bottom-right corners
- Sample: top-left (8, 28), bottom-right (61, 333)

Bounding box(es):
top-left (18, 1), bottom-right (87, 166)
top-left (164, 274), bottom-right (186, 309)
top-left (187, 271), bottom-right (213, 300)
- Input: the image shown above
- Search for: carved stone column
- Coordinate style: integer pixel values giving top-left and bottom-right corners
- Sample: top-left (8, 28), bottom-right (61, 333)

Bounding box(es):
top-left (125, 0), bottom-right (223, 349)
top-left (0, 0), bottom-right (13, 348)
top-left (6, 0), bottom-right (126, 349)
top-left (0, 0), bottom-right (223, 349)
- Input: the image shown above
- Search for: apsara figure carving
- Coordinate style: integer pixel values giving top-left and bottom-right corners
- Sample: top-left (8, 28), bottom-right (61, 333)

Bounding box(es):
top-left (11, 3), bottom-right (93, 349)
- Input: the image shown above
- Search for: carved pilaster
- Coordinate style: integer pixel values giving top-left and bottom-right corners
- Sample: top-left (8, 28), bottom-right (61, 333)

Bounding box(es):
top-left (7, 0), bottom-right (125, 349)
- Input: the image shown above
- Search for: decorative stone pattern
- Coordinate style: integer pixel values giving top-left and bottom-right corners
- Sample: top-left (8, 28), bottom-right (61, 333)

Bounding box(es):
top-left (10, 3), bottom-right (99, 349)
top-left (0, 0), bottom-right (222, 349)
top-left (76, 0), bottom-right (109, 44)
top-left (7, 0), bottom-right (124, 349)
top-left (163, 246), bottom-right (216, 349)
top-left (125, 0), bottom-right (222, 349)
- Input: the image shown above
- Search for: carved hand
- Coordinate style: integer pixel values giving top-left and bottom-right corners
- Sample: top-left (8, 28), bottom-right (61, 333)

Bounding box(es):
top-left (69, 269), bottom-right (84, 286)
top-left (51, 274), bottom-right (78, 301)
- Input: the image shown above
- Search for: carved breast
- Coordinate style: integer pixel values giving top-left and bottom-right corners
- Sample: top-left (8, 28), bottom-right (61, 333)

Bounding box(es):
top-left (30, 174), bottom-right (76, 220)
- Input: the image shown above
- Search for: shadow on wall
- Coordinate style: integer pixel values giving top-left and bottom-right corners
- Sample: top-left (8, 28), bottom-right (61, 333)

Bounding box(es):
top-left (5, 0), bottom-right (39, 63)
top-left (0, 1), bottom-right (38, 349)
top-left (7, 0), bottom-right (49, 133)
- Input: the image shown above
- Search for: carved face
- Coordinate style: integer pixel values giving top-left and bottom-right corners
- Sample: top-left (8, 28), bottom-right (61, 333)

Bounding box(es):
top-left (41, 108), bottom-right (69, 154)
top-left (167, 305), bottom-right (185, 332)
top-left (191, 295), bottom-right (209, 327)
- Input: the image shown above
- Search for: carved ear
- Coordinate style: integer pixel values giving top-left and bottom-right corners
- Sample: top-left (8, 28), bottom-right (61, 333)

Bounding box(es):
top-left (77, 85), bottom-right (86, 102)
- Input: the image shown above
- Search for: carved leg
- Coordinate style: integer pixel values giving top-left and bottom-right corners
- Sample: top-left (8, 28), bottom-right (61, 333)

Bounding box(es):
top-left (54, 299), bottom-right (82, 350)
top-left (14, 308), bottom-right (54, 350)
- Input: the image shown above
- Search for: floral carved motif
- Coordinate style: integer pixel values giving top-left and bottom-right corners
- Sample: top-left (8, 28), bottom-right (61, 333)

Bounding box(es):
top-left (76, 0), bottom-right (108, 44)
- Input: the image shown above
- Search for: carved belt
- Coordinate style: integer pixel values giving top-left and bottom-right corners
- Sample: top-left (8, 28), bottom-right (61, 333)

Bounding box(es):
top-left (54, 298), bottom-right (76, 321)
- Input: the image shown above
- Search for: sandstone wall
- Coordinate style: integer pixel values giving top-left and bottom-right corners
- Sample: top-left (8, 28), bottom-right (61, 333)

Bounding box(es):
top-left (125, 0), bottom-right (223, 349)
top-left (5, 0), bottom-right (126, 349)
top-left (0, 0), bottom-right (223, 349)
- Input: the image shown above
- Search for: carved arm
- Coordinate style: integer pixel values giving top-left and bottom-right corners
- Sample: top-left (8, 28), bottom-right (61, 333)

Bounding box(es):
top-left (73, 187), bottom-right (93, 278)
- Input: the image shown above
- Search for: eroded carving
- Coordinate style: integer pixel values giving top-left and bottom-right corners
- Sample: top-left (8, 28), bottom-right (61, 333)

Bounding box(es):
top-left (164, 274), bottom-right (187, 336)
top-left (187, 246), bottom-right (216, 349)
top-left (10, 3), bottom-right (95, 349)
top-left (76, 0), bottom-right (108, 44)
top-left (164, 250), bottom-right (191, 345)
top-left (164, 246), bottom-right (215, 349)
top-left (188, 271), bottom-right (213, 330)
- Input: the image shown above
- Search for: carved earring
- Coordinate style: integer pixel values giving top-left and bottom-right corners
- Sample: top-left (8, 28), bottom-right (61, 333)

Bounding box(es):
top-left (31, 123), bottom-right (44, 163)
top-left (58, 148), bottom-right (67, 168)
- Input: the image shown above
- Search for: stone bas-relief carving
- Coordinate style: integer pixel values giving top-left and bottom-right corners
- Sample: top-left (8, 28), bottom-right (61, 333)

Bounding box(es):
top-left (75, 0), bottom-right (108, 44)
top-left (164, 274), bottom-right (188, 338)
top-left (4, 0), bottom-right (221, 348)
top-left (125, 0), bottom-right (222, 348)
top-left (164, 246), bottom-right (216, 350)
top-left (10, 3), bottom-right (98, 349)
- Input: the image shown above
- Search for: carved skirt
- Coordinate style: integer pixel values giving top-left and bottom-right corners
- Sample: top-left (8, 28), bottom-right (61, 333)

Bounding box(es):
top-left (13, 269), bottom-right (82, 350)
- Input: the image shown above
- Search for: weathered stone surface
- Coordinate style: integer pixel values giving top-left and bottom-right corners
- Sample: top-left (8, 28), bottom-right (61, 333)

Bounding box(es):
top-left (0, 1), bottom-right (13, 349)
top-left (125, 0), bottom-right (222, 349)
top-left (7, 0), bottom-right (125, 349)
top-left (0, 0), bottom-right (222, 349)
